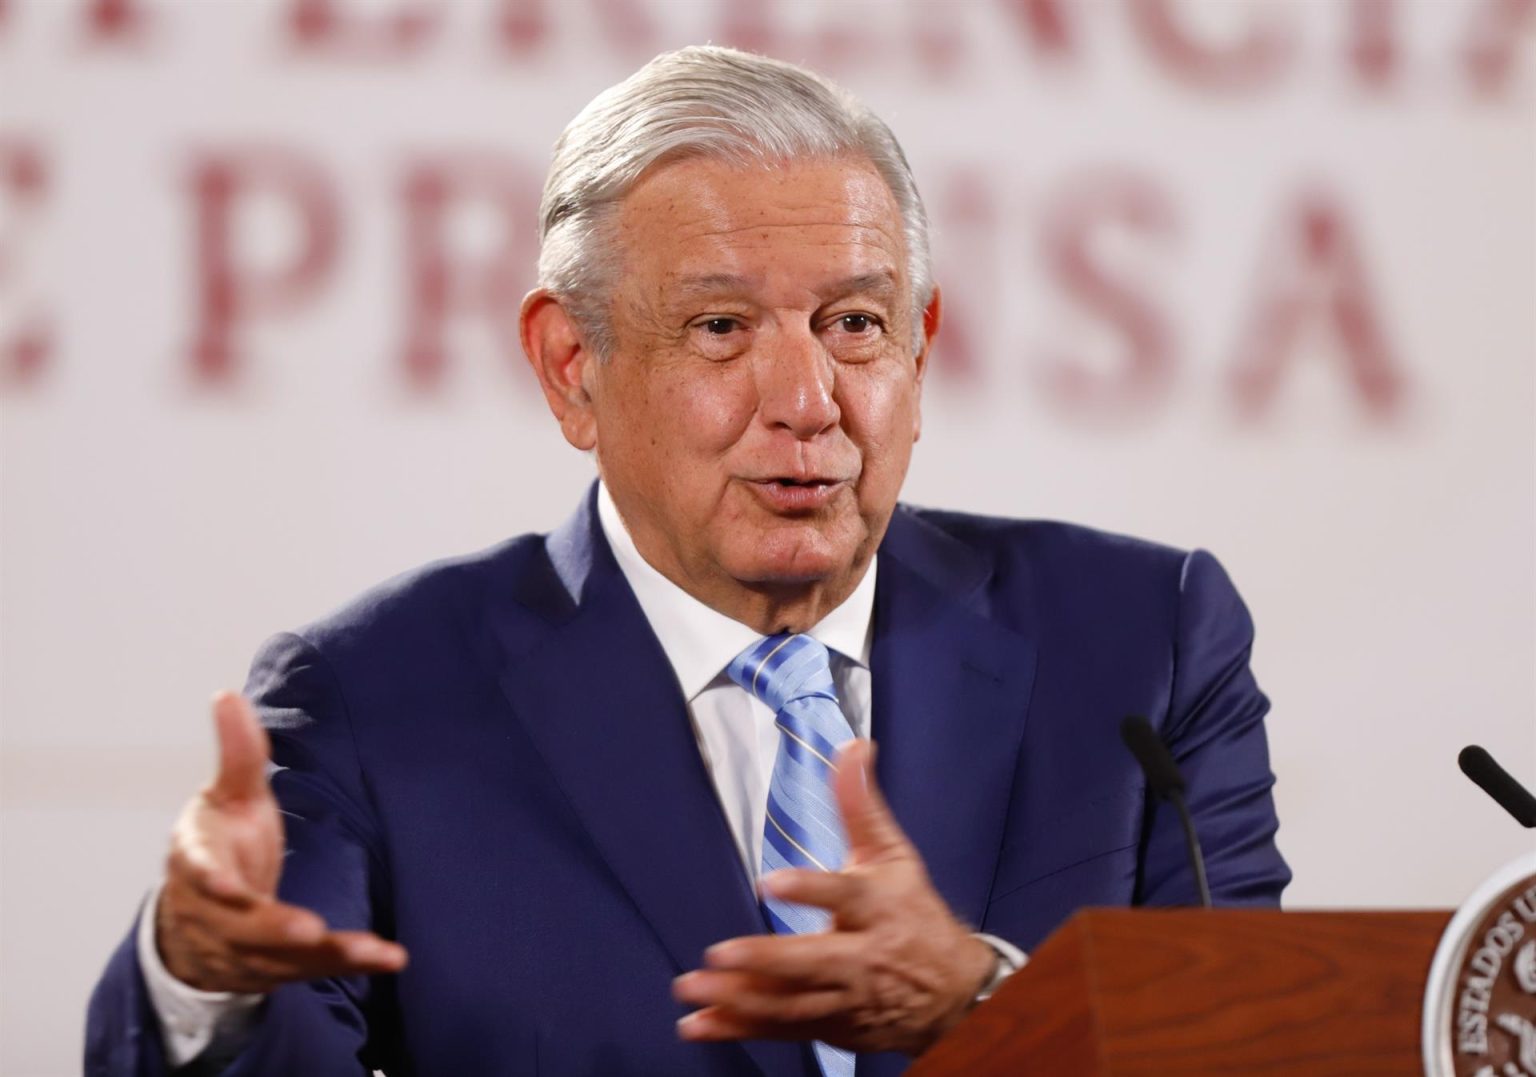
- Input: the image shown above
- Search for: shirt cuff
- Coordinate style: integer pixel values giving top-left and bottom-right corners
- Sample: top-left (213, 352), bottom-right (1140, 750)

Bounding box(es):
top-left (970, 932), bottom-right (1027, 1003)
top-left (136, 883), bottom-right (264, 1068)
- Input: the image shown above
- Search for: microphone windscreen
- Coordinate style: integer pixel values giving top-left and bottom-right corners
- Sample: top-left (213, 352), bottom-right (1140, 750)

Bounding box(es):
top-left (1121, 715), bottom-right (1186, 798)
top-left (1458, 745), bottom-right (1536, 827)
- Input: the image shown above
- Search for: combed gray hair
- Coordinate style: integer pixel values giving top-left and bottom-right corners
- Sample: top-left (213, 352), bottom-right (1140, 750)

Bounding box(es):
top-left (537, 45), bottom-right (933, 359)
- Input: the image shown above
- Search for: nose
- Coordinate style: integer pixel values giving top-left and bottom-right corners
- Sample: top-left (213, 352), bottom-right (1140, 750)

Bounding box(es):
top-left (754, 325), bottom-right (840, 439)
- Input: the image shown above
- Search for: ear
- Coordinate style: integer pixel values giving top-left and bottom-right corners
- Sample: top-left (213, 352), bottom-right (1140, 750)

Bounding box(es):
top-left (911, 285), bottom-right (942, 442)
top-left (520, 289), bottom-right (598, 451)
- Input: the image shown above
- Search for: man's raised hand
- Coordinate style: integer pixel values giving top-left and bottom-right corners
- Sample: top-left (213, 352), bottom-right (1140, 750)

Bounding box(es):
top-left (673, 740), bottom-right (996, 1057)
top-left (155, 692), bottom-right (407, 993)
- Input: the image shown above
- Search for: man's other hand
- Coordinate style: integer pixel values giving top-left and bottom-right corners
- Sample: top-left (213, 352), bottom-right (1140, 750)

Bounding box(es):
top-left (672, 740), bottom-right (996, 1057)
top-left (155, 692), bottom-right (408, 993)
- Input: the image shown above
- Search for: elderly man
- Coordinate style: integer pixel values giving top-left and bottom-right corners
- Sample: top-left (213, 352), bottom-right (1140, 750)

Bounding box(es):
top-left (86, 46), bottom-right (1288, 1076)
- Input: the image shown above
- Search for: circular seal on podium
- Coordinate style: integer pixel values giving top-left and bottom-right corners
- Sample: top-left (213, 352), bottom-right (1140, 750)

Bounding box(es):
top-left (1424, 851), bottom-right (1536, 1076)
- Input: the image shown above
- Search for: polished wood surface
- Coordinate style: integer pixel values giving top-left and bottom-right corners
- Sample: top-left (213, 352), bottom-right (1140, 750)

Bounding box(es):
top-left (912, 908), bottom-right (1452, 1075)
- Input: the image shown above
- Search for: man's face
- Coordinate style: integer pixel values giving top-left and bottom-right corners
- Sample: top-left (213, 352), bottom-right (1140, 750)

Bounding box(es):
top-left (555, 156), bottom-right (935, 615)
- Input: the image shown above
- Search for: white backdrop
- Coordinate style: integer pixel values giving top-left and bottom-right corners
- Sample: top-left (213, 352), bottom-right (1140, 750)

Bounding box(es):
top-left (2, 1), bottom-right (1534, 1073)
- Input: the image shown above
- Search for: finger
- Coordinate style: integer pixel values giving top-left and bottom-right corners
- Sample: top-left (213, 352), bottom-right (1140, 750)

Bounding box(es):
top-left (231, 930), bottom-right (409, 983)
top-left (190, 895), bottom-right (406, 974)
top-left (758, 869), bottom-right (860, 914)
top-left (293, 930), bottom-right (409, 977)
top-left (677, 1004), bottom-right (838, 1044)
top-left (193, 896), bottom-right (328, 948)
top-left (833, 740), bottom-right (912, 864)
top-left (209, 692), bottom-right (271, 804)
top-left (330, 929), bottom-right (410, 966)
top-left (189, 931), bottom-right (409, 992)
top-left (704, 930), bottom-right (859, 984)
top-left (678, 1005), bottom-right (758, 1042)
top-left (673, 972), bottom-right (847, 1024)
top-left (673, 969), bottom-right (779, 1007)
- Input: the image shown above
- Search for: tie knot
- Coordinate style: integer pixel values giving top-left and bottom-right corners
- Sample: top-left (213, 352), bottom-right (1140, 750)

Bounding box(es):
top-left (726, 633), bottom-right (838, 713)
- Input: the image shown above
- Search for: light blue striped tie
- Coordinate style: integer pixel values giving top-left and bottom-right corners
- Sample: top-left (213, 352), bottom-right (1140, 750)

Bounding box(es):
top-left (727, 633), bottom-right (857, 1077)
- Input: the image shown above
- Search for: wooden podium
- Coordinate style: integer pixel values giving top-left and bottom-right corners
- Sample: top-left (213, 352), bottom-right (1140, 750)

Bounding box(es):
top-left (911, 909), bottom-right (1451, 1075)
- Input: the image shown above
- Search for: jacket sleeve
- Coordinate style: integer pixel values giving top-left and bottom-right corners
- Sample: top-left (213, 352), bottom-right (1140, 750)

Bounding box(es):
top-left (86, 632), bottom-right (401, 1077)
top-left (1135, 549), bottom-right (1292, 908)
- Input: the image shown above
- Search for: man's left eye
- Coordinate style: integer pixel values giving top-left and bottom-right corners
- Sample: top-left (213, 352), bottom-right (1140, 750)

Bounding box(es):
top-left (835, 314), bottom-right (877, 334)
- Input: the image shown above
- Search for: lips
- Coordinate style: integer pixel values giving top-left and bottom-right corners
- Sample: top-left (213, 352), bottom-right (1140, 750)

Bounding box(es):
top-left (743, 475), bottom-right (850, 513)
top-left (760, 476), bottom-right (841, 487)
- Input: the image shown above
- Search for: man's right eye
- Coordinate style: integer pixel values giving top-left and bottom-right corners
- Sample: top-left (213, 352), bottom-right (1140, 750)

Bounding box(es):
top-left (701, 318), bottom-right (740, 335)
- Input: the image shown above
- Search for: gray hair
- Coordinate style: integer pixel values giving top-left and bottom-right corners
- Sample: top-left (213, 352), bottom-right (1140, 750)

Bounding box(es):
top-left (536, 45), bottom-right (933, 359)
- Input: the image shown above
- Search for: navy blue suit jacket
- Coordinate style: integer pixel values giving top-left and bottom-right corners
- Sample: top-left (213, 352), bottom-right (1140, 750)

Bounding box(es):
top-left (87, 488), bottom-right (1289, 1076)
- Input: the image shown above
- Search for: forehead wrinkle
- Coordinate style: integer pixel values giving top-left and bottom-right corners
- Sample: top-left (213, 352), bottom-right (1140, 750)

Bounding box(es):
top-left (692, 213), bottom-right (896, 233)
top-left (679, 220), bottom-right (901, 255)
top-left (657, 223), bottom-right (900, 280)
top-left (662, 268), bottom-right (902, 314)
top-left (621, 155), bottom-right (901, 231)
top-left (677, 161), bottom-right (900, 223)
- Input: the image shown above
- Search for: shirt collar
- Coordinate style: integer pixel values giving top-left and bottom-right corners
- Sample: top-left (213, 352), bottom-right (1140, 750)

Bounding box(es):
top-left (596, 481), bottom-right (876, 703)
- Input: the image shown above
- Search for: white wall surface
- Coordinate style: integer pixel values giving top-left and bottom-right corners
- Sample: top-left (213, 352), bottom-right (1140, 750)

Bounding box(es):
top-left (2, 1), bottom-right (1533, 1072)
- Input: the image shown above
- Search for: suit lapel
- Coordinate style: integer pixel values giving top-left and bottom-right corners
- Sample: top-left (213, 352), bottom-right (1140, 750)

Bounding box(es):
top-left (487, 494), bottom-right (1030, 1075)
top-left (870, 509), bottom-right (1038, 928)
top-left (491, 490), bottom-right (808, 1077)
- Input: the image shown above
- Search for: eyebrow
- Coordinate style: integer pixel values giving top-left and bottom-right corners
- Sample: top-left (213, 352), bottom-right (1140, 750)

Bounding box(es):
top-left (669, 274), bottom-right (753, 300)
top-left (824, 271), bottom-right (900, 301)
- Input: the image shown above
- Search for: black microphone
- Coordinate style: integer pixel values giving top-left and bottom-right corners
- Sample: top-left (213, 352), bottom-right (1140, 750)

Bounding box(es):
top-left (1121, 715), bottom-right (1213, 908)
top-left (1458, 745), bottom-right (1536, 828)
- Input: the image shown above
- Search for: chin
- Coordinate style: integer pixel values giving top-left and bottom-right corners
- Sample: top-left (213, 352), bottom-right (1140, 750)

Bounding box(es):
top-left (721, 527), bottom-right (863, 587)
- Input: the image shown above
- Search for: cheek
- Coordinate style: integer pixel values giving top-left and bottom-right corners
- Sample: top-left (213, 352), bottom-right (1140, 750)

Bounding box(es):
top-left (678, 370), bottom-right (758, 454)
top-left (629, 364), bottom-right (757, 467)
top-left (839, 366), bottom-right (919, 464)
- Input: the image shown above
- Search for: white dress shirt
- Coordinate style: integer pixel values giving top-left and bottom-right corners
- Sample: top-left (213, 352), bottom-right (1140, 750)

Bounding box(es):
top-left (139, 482), bottom-right (1020, 1067)
top-left (596, 483), bottom-right (877, 878)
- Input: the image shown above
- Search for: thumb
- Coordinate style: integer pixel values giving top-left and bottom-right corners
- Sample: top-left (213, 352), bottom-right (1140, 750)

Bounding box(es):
top-left (208, 691), bottom-right (271, 803)
top-left (834, 740), bottom-right (912, 865)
